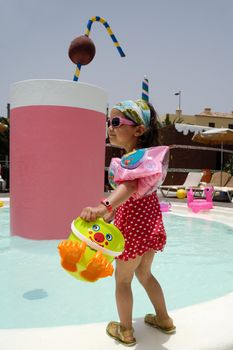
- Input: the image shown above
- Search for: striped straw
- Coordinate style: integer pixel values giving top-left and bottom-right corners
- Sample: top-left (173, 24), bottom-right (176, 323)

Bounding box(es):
top-left (73, 16), bottom-right (125, 81)
top-left (73, 62), bottom-right (82, 82)
top-left (142, 76), bottom-right (149, 102)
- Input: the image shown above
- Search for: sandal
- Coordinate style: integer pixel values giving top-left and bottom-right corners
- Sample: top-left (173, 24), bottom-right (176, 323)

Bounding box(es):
top-left (106, 321), bottom-right (136, 347)
top-left (144, 314), bottom-right (176, 334)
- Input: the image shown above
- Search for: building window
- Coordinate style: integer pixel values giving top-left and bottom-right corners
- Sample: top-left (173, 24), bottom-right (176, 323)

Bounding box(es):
top-left (209, 122), bottom-right (215, 127)
top-left (228, 124), bottom-right (233, 129)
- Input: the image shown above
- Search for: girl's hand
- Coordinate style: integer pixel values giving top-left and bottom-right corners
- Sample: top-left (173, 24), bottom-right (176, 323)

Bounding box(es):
top-left (103, 209), bottom-right (116, 223)
top-left (80, 204), bottom-right (107, 222)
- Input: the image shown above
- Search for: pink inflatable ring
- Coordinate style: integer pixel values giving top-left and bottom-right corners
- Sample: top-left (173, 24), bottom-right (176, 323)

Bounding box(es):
top-left (160, 202), bottom-right (171, 212)
top-left (187, 187), bottom-right (214, 213)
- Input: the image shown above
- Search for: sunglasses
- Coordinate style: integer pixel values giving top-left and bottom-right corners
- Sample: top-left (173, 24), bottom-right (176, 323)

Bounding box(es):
top-left (107, 116), bottom-right (136, 128)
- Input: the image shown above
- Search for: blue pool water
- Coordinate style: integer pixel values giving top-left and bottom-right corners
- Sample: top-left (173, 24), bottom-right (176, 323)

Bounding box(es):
top-left (0, 206), bottom-right (233, 329)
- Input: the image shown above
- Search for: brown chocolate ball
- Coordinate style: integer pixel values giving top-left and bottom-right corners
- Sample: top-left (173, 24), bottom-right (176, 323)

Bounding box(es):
top-left (68, 35), bottom-right (96, 65)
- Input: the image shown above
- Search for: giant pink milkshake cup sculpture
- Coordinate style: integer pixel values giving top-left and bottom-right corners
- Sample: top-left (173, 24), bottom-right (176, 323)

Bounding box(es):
top-left (10, 18), bottom-right (125, 239)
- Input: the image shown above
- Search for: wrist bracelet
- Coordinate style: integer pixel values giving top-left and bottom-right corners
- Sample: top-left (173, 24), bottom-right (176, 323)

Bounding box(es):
top-left (100, 199), bottom-right (113, 213)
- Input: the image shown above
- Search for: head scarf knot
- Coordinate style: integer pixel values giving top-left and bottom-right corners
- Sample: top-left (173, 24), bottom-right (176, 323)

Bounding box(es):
top-left (112, 99), bottom-right (151, 128)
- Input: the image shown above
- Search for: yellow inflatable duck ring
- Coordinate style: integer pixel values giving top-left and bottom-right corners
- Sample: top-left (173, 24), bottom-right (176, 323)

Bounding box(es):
top-left (58, 217), bottom-right (125, 282)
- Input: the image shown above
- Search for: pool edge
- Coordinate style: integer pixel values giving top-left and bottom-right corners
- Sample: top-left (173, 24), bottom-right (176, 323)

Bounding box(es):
top-left (0, 292), bottom-right (233, 350)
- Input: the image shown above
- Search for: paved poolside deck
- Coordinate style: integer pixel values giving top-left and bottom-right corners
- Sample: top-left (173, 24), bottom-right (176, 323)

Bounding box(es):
top-left (1, 292), bottom-right (233, 350)
top-left (157, 190), bottom-right (233, 209)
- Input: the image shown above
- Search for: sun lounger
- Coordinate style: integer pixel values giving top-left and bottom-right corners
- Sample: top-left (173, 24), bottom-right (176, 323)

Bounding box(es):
top-left (159, 171), bottom-right (203, 198)
top-left (212, 175), bottom-right (233, 202)
top-left (208, 171), bottom-right (231, 187)
top-left (196, 172), bottom-right (232, 202)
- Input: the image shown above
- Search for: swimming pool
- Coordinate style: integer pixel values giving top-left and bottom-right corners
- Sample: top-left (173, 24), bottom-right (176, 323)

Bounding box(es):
top-left (0, 205), bottom-right (233, 329)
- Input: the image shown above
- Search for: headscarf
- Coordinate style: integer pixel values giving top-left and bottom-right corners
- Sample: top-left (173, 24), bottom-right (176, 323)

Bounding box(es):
top-left (112, 99), bottom-right (151, 128)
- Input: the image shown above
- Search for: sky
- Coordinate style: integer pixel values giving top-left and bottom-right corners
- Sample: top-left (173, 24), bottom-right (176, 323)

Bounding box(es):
top-left (0, 0), bottom-right (233, 118)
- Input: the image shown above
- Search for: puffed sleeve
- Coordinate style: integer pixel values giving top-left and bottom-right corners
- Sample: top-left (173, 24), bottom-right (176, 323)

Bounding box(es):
top-left (109, 146), bottom-right (169, 199)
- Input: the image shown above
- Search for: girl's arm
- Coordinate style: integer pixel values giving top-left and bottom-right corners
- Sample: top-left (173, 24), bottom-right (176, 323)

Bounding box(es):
top-left (80, 180), bottom-right (137, 222)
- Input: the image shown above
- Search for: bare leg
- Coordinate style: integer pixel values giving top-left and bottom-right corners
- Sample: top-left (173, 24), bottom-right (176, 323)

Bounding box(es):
top-left (115, 256), bottom-right (142, 330)
top-left (135, 249), bottom-right (173, 326)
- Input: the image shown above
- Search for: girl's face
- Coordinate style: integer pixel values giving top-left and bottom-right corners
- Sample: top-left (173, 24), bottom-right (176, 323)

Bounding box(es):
top-left (108, 109), bottom-right (145, 152)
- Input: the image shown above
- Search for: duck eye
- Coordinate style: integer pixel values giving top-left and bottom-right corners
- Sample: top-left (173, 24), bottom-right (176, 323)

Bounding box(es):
top-left (92, 225), bottom-right (100, 232)
top-left (106, 233), bottom-right (113, 241)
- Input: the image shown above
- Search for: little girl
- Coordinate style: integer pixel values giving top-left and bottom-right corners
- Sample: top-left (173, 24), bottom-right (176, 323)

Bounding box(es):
top-left (80, 99), bottom-right (175, 346)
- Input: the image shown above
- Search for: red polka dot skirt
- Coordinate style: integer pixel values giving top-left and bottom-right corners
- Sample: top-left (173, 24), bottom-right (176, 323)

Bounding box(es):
top-left (114, 192), bottom-right (166, 261)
